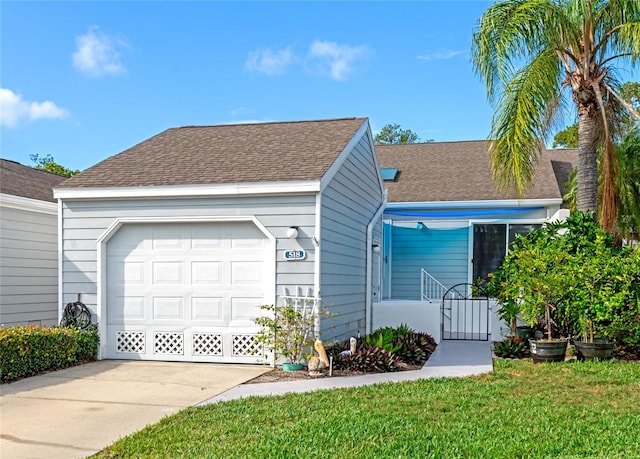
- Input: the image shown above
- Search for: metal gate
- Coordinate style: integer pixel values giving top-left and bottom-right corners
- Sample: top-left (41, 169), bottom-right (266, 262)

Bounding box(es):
top-left (441, 283), bottom-right (490, 341)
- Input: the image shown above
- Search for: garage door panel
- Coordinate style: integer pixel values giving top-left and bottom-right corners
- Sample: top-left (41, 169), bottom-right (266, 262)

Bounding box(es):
top-left (109, 296), bottom-right (145, 321)
top-left (152, 226), bottom-right (185, 249)
top-left (152, 261), bottom-right (184, 285)
top-left (191, 261), bottom-right (222, 284)
top-left (231, 261), bottom-right (263, 284)
top-left (152, 297), bottom-right (184, 320)
top-left (230, 298), bottom-right (262, 322)
top-left (191, 297), bottom-right (223, 320)
top-left (106, 221), bottom-right (268, 363)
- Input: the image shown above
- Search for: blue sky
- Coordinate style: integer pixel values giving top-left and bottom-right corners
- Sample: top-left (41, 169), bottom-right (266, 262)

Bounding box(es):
top-left (2, 1), bottom-right (633, 173)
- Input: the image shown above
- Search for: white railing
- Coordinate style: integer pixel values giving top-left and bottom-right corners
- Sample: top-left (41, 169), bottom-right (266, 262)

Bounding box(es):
top-left (420, 269), bottom-right (447, 303)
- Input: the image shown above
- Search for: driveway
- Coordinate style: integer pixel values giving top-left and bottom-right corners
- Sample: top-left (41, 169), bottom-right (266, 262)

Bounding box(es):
top-left (0, 360), bottom-right (270, 458)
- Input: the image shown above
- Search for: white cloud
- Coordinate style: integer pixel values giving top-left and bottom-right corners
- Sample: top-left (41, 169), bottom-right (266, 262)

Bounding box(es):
top-left (307, 40), bottom-right (370, 81)
top-left (228, 106), bottom-right (254, 117)
top-left (72, 26), bottom-right (126, 76)
top-left (417, 49), bottom-right (465, 61)
top-left (0, 88), bottom-right (68, 128)
top-left (245, 47), bottom-right (293, 75)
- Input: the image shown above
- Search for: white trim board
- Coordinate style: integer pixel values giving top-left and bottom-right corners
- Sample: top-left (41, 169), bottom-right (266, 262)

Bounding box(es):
top-left (54, 181), bottom-right (320, 200)
top-left (0, 193), bottom-right (58, 215)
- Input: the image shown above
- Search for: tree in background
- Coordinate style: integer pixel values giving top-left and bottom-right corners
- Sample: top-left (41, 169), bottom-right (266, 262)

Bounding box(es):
top-left (374, 123), bottom-right (425, 144)
top-left (472, 0), bottom-right (640, 235)
top-left (30, 154), bottom-right (79, 177)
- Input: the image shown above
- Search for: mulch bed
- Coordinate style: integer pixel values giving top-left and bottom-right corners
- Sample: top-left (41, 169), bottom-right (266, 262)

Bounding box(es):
top-left (243, 363), bottom-right (424, 384)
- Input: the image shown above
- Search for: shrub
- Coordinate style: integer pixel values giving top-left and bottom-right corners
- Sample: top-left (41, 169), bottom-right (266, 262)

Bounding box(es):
top-left (393, 332), bottom-right (437, 365)
top-left (488, 211), bottom-right (640, 351)
top-left (331, 343), bottom-right (399, 373)
top-left (494, 338), bottom-right (530, 359)
top-left (365, 327), bottom-right (402, 354)
top-left (326, 325), bottom-right (437, 371)
top-left (70, 324), bottom-right (100, 362)
top-left (0, 325), bottom-right (99, 383)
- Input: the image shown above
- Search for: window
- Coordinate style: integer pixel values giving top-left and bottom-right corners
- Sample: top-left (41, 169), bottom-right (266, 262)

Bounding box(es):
top-left (473, 223), bottom-right (541, 284)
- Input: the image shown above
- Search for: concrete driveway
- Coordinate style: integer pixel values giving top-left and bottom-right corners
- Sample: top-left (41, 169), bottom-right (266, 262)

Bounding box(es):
top-left (0, 360), bottom-right (270, 458)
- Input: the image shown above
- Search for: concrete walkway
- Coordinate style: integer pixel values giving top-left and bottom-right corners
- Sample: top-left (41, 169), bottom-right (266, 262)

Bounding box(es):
top-left (201, 340), bottom-right (493, 405)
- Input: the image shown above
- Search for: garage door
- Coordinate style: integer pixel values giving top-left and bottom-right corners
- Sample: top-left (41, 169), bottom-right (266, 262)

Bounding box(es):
top-left (105, 221), bottom-right (269, 363)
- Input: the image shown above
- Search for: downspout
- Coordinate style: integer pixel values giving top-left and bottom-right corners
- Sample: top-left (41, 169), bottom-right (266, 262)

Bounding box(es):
top-left (366, 191), bottom-right (387, 334)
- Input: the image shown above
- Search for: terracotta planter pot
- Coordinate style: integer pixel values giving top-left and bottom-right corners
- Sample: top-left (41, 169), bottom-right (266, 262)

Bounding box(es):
top-left (574, 339), bottom-right (614, 361)
top-left (529, 339), bottom-right (567, 363)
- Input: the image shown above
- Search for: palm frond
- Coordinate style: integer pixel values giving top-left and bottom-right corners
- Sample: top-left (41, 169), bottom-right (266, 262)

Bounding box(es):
top-left (490, 49), bottom-right (563, 195)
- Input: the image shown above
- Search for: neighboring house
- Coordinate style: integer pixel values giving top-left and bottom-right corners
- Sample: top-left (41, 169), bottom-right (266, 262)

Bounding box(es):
top-left (373, 141), bottom-right (569, 340)
top-left (0, 159), bottom-right (67, 327)
top-left (54, 118), bottom-right (385, 363)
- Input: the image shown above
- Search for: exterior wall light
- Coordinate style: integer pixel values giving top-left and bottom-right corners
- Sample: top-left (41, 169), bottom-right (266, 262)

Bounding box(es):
top-left (287, 226), bottom-right (299, 239)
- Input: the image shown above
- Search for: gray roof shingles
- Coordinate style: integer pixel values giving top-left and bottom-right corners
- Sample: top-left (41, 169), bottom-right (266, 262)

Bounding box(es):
top-left (547, 148), bottom-right (578, 198)
top-left (58, 118), bottom-right (368, 189)
top-left (376, 140), bottom-right (562, 203)
top-left (0, 159), bottom-right (67, 202)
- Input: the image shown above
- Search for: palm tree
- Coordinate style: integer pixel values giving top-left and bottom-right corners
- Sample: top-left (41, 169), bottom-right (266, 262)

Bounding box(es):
top-left (563, 130), bottom-right (640, 239)
top-left (472, 0), bottom-right (640, 234)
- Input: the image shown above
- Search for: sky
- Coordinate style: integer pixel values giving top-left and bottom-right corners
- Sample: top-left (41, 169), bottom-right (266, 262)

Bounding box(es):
top-left (2, 1), bottom-right (637, 173)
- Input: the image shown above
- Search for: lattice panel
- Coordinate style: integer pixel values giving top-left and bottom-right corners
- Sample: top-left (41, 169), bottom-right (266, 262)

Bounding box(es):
top-left (154, 332), bottom-right (184, 355)
top-left (192, 333), bottom-right (223, 356)
top-left (116, 331), bottom-right (146, 353)
top-left (232, 334), bottom-right (258, 356)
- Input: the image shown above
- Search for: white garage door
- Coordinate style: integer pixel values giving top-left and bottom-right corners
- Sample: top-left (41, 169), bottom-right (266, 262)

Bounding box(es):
top-left (105, 221), bottom-right (269, 363)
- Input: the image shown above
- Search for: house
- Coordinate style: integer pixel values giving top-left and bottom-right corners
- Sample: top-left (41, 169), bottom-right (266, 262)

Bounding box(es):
top-left (373, 141), bottom-right (569, 340)
top-left (53, 118), bottom-right (385, 363)
top-left (0, 159), bottom-right (67, 327)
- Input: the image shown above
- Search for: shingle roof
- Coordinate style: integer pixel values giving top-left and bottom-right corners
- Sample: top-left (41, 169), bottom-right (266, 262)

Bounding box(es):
top-left (0, 159), bottom-right (67, 202)
top-left (547, 148), bottom-right (578, 198)
top-left (58, 118), bottom-right (368, 188)
top-left (376, 140), bottom-right (562, 203)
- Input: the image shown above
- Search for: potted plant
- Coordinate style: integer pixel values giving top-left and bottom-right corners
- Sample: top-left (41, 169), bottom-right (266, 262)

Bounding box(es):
top-left (253, 302), bottom-right (318, 371)
top-left (489, 219), bottom-right (572, 363)
top-left (567, 236), bottom-right (632, 361)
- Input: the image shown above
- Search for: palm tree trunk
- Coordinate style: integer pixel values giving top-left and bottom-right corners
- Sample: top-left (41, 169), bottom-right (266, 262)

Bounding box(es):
top-left (577, 112), bottom-right (599, 214)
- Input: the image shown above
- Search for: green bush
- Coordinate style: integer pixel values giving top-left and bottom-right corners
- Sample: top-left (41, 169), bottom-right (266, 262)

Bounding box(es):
top-left (327, 325), bottom-right (437, 372)
top-left (332, 343), bottom-right (400, 373)
top-left (488, 211), bottom-right (640, 354)
top-left (494, 338), bottom-right (530, 359)
top-left (0, 325), bottom-right (99, 383)
top-left (393, 332), bottom-right (437, 365)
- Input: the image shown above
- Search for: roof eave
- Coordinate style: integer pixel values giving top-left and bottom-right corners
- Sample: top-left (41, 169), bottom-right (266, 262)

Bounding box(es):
top-left (53, 181), bottom-right (321, 200)
top-left (385, 198), bottom-right (563, 210)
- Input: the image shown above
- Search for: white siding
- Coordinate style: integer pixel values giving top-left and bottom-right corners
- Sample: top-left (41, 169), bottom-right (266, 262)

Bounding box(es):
top-left (319, 134), bottom-right (384, 341)
top-left (60, 195), bottom-right (318, 319)
top-left (0, 205), bottom-right (59, 327)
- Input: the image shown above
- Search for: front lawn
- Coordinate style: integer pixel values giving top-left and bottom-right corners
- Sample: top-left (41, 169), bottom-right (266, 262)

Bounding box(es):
top-left (96, 360), bottom-right (640, 458)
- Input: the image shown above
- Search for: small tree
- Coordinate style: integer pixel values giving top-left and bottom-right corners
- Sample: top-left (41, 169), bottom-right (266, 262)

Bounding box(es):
top-left (253, 303), bottom-right (318, 365)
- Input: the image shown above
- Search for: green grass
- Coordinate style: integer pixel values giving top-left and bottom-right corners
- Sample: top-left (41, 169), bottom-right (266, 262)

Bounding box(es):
top-left (96, 360), bottom-right (640, 458)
